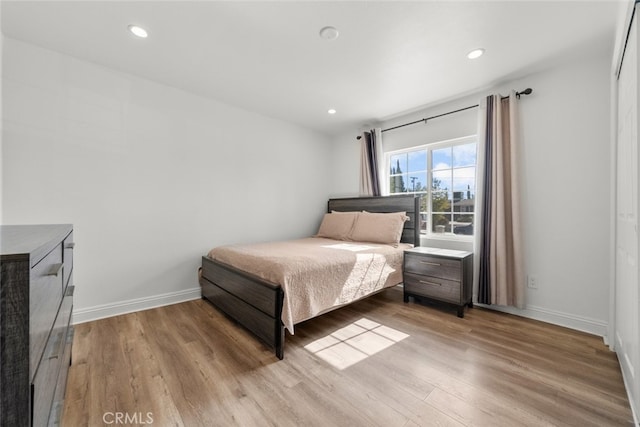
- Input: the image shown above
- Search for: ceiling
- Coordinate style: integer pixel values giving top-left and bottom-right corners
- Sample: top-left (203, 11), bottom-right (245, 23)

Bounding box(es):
top-left (1, 1), bottom-right (623, 137)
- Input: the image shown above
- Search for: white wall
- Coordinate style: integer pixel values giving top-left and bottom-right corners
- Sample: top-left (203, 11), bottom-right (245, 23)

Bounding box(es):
top-left (2, 38), bottom-right (333, 322)
top-left (331, 49), bottom-right (612, 337)
top-left (511, 51), bottom-right (611, 336)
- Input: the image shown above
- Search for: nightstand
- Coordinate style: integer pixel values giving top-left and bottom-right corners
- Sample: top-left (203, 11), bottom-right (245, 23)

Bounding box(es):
top-left (403, 247), bottom-right (473, 317)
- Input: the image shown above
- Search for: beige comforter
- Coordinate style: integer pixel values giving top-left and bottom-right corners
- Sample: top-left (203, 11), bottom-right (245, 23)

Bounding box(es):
top-left (208, 237), bottom-right (410, 333)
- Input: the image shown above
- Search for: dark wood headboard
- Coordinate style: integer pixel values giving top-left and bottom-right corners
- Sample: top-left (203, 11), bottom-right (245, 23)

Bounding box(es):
top-left (327, 195), bottom-right (421, 247)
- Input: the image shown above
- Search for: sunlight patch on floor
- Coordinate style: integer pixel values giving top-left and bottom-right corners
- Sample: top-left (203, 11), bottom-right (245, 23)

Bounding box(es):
top-left (304, 318), bottom-right (409, 370)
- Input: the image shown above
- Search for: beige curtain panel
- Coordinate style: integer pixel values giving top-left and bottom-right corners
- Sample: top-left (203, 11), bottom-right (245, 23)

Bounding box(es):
top-left (359, 128), bottom-right (383, 196)
top-left (475, 91), bottom-right (525, 308)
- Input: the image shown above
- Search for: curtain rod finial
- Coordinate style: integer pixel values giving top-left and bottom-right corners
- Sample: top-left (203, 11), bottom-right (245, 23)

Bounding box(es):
top-left (516, 88), bottom-right (533, 99)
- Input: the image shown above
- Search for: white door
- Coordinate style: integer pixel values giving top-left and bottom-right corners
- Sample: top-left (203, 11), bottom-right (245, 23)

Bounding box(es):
top-left (616, 8), bottom-right (640, 415)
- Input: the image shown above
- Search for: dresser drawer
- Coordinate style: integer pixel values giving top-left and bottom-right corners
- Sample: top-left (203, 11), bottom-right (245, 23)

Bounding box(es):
top-left (48, 286), bottom-right (74, 427)
top-left (31, 351), bottom-right (59, 427)
top-left (31, 286), bottom-right (72, 427)
top-left (30, 244), bottom-right (64, 378)
top-left (404, 253), bottom-right (461, 281)
top-left (63, 232), bottom-right (74, 290)
top-left (404, 272), bottom-right (462, 303)
top-left (50, 326), bottom-right (74, 427)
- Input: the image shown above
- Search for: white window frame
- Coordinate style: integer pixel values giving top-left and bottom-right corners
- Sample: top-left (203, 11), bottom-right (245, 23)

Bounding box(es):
top-left (385, 135), bottom-right (477, 241)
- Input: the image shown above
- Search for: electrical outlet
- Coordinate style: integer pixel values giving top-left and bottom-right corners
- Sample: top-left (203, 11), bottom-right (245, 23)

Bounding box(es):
top-left (527, 275), bottom-right (538, 289)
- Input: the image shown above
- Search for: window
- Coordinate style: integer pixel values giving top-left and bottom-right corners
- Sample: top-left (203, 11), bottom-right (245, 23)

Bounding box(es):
top-left (387, 136), bottom-right (477, 238)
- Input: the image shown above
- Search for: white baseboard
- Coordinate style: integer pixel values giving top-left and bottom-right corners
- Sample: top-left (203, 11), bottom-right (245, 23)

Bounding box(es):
top-left (72, 287), bottom-right (202, 324)
top-left (474, 302), bottom-right (609, 339)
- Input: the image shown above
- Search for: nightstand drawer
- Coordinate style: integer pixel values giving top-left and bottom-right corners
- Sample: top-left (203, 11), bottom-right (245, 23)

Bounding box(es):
top-left (404, 254), bottom-right (461, 281)
top-left (404, 272), bottom-right (461, 303)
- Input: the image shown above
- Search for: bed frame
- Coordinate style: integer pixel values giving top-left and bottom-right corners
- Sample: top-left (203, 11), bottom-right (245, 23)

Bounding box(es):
top-left (199, 195), bottom-right (421, 359)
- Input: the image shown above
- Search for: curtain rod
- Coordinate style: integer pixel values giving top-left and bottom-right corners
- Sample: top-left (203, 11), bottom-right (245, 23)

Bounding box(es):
top-left (356, 88), bottom-right (533, 139)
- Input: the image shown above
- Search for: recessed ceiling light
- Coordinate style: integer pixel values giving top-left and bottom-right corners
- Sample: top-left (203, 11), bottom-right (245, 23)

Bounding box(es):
top-left (328, 109), bottom-right (337, 115)
top-left (319, 26), bottom-right (339, 41)
top-left (467, 48), bottom-right (485, 59)
top-left (128, 25), bottom-right (148, 38)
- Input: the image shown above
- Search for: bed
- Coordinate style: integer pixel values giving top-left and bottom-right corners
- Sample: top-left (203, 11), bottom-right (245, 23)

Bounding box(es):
top-left (199, 195), bottom-right (421, 359)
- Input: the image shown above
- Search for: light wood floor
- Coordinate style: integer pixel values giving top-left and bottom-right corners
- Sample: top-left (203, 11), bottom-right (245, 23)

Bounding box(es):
top-left (62, 287), bottom-right (634, 426)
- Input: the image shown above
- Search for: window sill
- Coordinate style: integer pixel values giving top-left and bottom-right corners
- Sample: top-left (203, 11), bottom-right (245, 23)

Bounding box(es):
top-left (421, 234), bottom-right (473, 243)
top-left (420, 234), bottom-right (474, 251)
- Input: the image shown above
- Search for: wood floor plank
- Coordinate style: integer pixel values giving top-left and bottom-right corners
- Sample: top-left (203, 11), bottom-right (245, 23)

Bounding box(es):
top-left (62, 288), bottom-right (634, 426)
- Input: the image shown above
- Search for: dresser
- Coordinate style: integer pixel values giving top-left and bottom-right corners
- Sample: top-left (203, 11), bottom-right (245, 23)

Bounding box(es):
top-left (403, 247), bottom-right (472, 317)
top-left (0, 225), bottom-right (75, 427)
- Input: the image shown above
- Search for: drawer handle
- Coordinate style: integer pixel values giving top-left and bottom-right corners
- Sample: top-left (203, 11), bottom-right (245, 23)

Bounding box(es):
top-left (65, 242), bottom-right (76, 250)
top-left (420, 261), bottom-right (441, 266)
top-left (419, 280), bottom-right (441, 286)
top-left (47, 263), bottom-right (63, 277)
top-left (45, 330), bottom-right (64, 361)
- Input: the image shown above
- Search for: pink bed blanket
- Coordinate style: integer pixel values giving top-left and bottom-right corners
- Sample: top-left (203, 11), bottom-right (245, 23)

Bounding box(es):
top-left (208, 237), bottom-right (410, 333)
